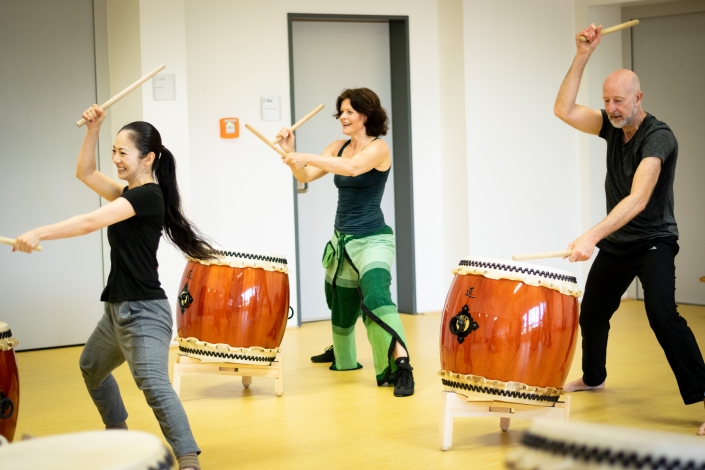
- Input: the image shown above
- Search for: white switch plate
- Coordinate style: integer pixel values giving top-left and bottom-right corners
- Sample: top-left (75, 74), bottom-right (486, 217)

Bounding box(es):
top-left (261, 96), bottom-right (281, 121)
top-left (153, 74), bottom-right (175, 100)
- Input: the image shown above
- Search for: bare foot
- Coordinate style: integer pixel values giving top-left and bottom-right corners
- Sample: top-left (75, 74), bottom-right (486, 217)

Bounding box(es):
top-left (697, 422), bottom-right (705, 436)
top-left (563, 377), bottom-right (605, 392)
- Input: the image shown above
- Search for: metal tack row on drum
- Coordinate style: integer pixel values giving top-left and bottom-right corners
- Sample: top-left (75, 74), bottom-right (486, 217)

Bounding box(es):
top-left (506, 418), bottom-right (705, 469)
top-left (440, 257), bottom-right (582, 406)
top-left (175, 249), bottom-right (290, 365)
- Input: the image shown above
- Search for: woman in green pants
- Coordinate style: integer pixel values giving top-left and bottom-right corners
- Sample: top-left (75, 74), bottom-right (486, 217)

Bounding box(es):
top-left (277, 88), bottom-right (414, 397)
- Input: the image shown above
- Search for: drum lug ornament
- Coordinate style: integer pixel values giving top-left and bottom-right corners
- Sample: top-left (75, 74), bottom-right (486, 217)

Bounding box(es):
top-left (0, 391), bottom-right (14, 420)
top-left (179, 282), bottom-right (193, 314)
top-left (449, 305), bottom-right (479, 344)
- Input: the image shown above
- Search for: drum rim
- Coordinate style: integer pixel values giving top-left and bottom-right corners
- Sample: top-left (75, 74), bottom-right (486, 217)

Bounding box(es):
top-left (457, 256), bottom-right (578, 284)
top-left (175, 336), bottom-right (280, 363)
top-left (510, 418), bottom-right (705, 466)
top-left (439, 370), bottom-right (562, 406)
top-left (0, 430), bottom-right (173, 468)
top-left (186, 249), bottom-right (289, 273)
top-left (0, 322), bottom-right (17, 351)
top-left (211, 249), bottom-right (287, 263)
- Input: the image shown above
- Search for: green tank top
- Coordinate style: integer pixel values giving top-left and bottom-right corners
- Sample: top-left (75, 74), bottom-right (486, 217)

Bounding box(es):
top-left (333, 139), bottom-right (390, 235)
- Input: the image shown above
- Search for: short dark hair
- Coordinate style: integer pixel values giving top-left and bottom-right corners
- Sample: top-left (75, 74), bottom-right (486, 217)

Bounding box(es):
top-left (334, 88), bottom-right (389, 136)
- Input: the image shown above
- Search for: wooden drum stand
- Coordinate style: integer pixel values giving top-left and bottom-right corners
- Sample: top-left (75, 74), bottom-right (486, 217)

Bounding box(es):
top-left (439, 390), bottom-right (571, 451)
top-left (172, 353), bottom-right (284, 398)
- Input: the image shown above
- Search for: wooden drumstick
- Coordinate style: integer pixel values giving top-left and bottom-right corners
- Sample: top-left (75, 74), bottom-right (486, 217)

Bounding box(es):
top-left (579, 20), bottom-right (639, 42)
top-left (512, 250), bottom-right (572, 261)
top-left (0, 236), bottom-right (43, 252)
top-left (272, 104), bottom-right (325, 144)
top-left (76, 64), bottom-right (166, 127)
top-left (245, 124), bottom-right (287, 158)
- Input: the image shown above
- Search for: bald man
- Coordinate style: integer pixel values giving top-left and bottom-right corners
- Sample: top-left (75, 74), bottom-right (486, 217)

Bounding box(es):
top-left (554, 23), bottom-right (705, 435)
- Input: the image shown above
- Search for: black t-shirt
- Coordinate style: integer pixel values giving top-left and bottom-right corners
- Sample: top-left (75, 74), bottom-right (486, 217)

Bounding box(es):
top-left (100, 183), bottom-right (167, 302)
top-left (599, 109), bottom-right (678, 243)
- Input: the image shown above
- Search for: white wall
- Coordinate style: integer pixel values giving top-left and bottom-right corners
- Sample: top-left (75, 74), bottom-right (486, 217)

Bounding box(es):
top-left (0, 0), bottom-right (105, 350)
top-left (130, 0), bottom-right (668, 318)
top-left (136, 0), bottom-right (445, 315)
top-left (138, 0), bottom-right (195, 325)
top-left (106, 0), bottom-right (143, 139)
top-left (438, 0), bottom-right (470, 290)
top-left (462, 0), bottom-right (584, 286)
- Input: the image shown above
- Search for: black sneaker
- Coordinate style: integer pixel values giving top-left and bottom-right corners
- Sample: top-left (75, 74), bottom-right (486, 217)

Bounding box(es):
top-left (310, 345), bottom-right (335, 363)
top-left (393, 357), bottom-right (414, 397)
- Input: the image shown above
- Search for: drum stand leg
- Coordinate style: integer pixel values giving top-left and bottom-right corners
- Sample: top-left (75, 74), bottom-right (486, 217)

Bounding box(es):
top-left (439, 391), bottom-right (571, 451)
top-left (172, 353), bottom-right (284, 398)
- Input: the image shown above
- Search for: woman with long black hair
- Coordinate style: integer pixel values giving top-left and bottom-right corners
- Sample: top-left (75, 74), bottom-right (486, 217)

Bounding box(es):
top-left (13, 105), bottom-right (210, 470)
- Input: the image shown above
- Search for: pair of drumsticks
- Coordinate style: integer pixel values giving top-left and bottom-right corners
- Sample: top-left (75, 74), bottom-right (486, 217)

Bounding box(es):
top-left (1, 20), bottom-right (639, 256)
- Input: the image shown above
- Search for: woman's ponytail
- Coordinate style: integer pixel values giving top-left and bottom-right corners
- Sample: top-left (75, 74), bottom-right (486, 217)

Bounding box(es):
top-left (154, 146), bottom-right (214, 260)
top-left (120, 122), bottom-right (215, 260)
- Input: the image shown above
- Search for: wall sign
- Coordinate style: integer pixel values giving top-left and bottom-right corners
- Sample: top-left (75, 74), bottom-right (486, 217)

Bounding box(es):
top-left (261, 96), bottom-right (281, 121)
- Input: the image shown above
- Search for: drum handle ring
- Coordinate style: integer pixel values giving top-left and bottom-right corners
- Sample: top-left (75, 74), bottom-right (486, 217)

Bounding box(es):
top-left (0, 396), bottom-right (14, 420)
top-left (449, 305), bottom-right (479, 344)
top-left (288, 306), bottom-right (295, 320)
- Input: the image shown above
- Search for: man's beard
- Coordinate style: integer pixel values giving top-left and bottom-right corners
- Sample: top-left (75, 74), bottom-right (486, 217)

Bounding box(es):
top-left (608, 104), bottom-right (638, 129)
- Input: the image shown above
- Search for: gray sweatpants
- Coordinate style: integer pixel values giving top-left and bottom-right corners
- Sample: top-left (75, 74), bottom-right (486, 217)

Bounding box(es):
top-left (79, 300), bottom-right (200, 457)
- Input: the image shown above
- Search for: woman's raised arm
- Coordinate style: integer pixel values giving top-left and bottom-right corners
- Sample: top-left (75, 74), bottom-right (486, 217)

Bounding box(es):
top-left (76, 105), bottom-right (125, 201)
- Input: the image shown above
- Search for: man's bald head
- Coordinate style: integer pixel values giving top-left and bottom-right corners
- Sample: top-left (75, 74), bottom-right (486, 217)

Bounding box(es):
top-left (604, 69), bottom-right (641, 95)
top-left (603, 69), bottom-right (644, 129)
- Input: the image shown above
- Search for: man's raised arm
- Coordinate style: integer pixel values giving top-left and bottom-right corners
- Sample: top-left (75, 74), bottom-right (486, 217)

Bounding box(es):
top-left (554, 24), bottom-right (605, 136)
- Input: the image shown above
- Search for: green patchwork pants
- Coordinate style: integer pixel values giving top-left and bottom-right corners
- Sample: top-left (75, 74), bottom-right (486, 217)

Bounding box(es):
top-left (323, 225), bottom-right (409, 385)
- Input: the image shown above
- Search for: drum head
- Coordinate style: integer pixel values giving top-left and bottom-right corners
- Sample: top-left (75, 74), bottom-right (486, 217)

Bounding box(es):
top-left (453, 256), bottom-right (581, 297)
top-left (190, 249), bottom-right (288, 274)
top-left (0, 430), bottom-right (174, 469)
top-left (0, 321), bottom-right (18, 351)
top-left (507, 418), bottom-right (705, 469)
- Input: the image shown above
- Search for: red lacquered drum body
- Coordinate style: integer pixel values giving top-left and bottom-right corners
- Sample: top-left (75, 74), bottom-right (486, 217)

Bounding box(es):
top-left (440, 257), bottom-right (581, 406)
top-left (0, 322), bottom-right (19, 442)
top-left (175, 250), bottom-right (289, 365)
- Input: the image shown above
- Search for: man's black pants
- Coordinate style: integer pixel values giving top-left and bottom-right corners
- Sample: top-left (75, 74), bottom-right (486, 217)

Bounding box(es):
top-left (580, 240), bottom-right (705, 404)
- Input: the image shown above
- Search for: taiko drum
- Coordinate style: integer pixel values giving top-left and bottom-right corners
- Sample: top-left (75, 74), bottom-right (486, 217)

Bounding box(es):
top-left (506, 419), bottom-right (705, 469)
top-left (440, 257), bottom-right (581, 406)
top-left (0, 430), bottom-right (174, 469)
top-left (0, 321), bottom-right (20, 442)
top-left (175, 250), bottom-right (290, 365)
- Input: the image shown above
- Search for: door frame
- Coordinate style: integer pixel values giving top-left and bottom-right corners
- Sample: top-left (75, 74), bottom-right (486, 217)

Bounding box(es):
top-left (624, 2), bottom-right (705, 304)
top-left (287, 13), bottom-right (417, 325)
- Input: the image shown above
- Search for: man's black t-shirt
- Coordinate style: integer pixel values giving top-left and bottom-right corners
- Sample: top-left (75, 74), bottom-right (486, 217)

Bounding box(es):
top-left (599, 109), bottom-right (678, 243)
top-left (100, 183), bottom-right (167, 302)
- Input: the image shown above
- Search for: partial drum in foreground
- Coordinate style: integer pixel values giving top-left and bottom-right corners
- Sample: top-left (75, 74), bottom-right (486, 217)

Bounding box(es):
top-left (0, 430), bottom-right (173, 469)
top-left (506, 418), bottom-right (705, 469)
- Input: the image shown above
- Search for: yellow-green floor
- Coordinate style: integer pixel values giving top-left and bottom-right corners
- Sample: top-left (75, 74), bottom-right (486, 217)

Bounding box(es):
top-left (13, 300), bottom-right (705, 468)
